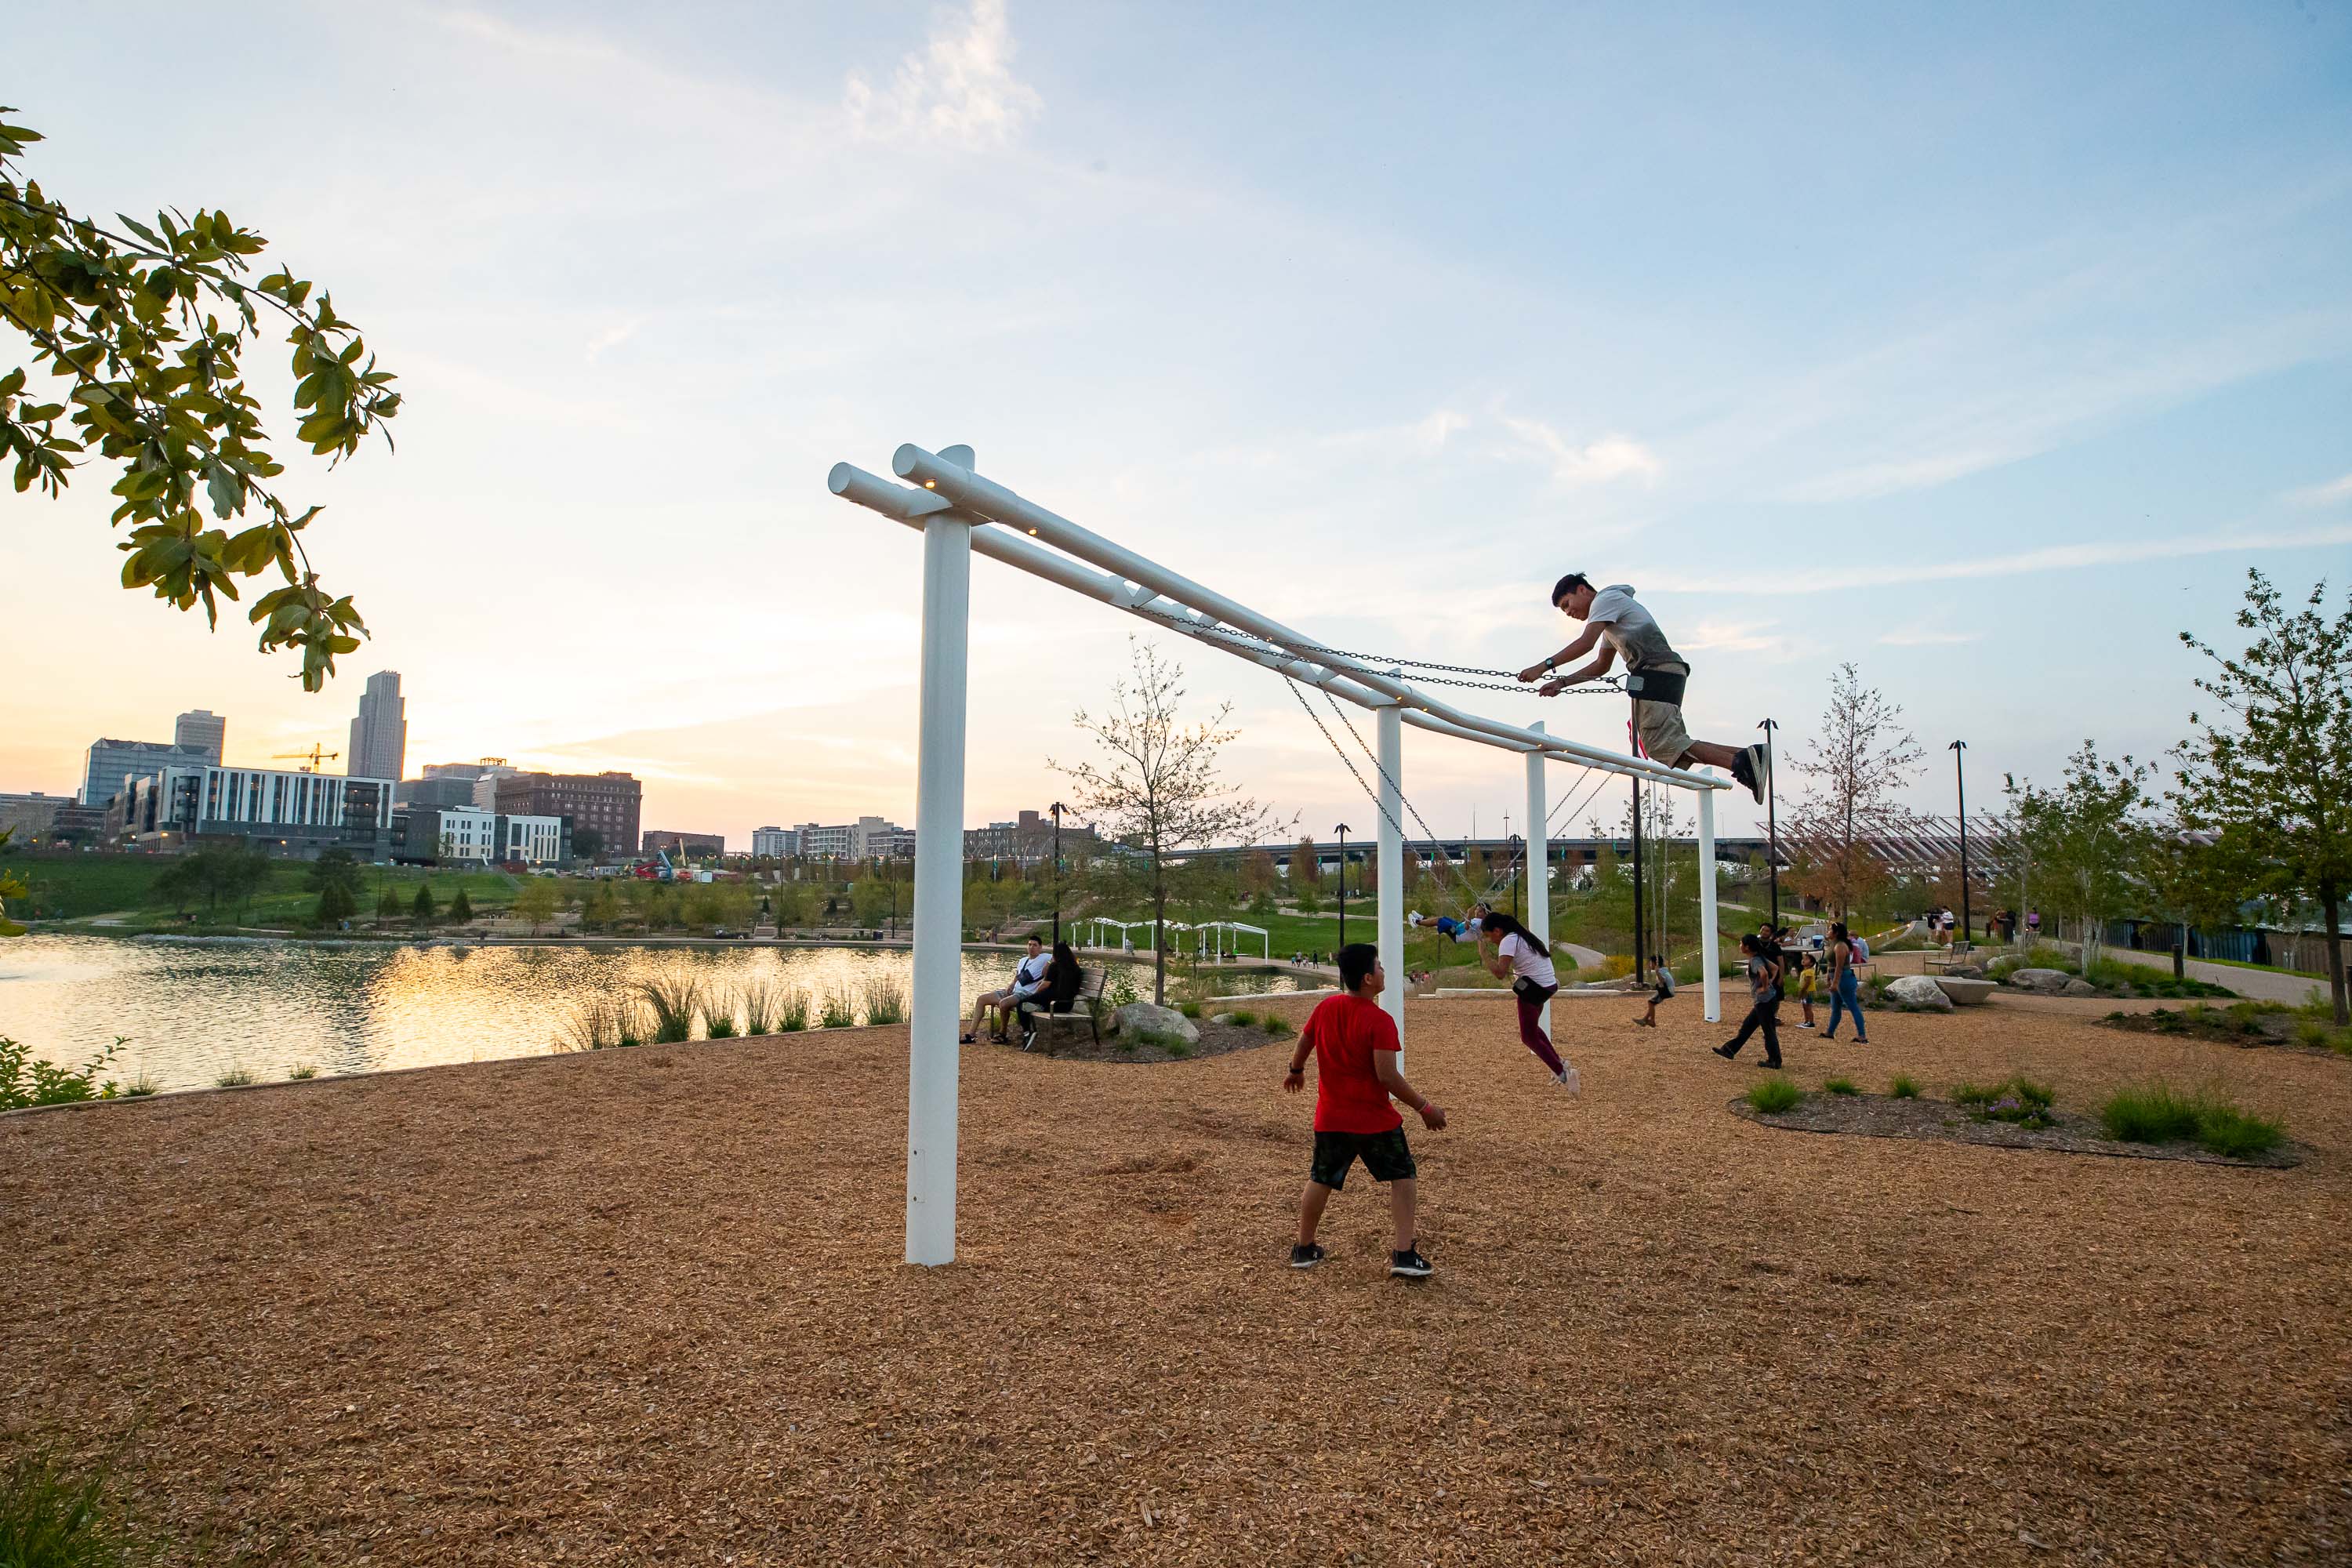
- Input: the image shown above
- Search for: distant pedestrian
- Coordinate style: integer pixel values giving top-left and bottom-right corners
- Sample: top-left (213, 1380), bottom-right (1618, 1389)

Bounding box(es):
top-left (1282, 942), bottom-right (1445, 1278)
top-left (2027, 909), bottom-right (2040, 941)
top-left (1714, 934), bottom-right (1785, 1068)
top-left (1795, 952), bottom-right (1819, 1029)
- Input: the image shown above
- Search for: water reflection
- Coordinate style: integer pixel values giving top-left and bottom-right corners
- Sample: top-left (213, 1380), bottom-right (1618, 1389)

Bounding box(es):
top-left (0, 935), bottom-right (1301, 1091)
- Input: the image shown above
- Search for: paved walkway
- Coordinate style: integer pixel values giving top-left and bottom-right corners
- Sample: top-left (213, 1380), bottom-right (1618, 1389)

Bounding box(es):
top-left (2096, 945), bottom-right (2330, 1006)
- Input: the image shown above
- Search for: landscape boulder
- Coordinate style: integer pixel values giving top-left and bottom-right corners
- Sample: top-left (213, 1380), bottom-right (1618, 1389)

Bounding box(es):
top-left (1209, 1012), bottom-right (1240, 1026)
top-left (2060, 978), bottom-right (2100, 997)
top-left (2008, 967), bottom-right (2071, 993)
top-left (1933, 977), bottom-right (1997, 1007)
top-left (1886, 975), bottom-right (1956, 1011)
top-left (1109, 1002), bottom-right (1200, 1044)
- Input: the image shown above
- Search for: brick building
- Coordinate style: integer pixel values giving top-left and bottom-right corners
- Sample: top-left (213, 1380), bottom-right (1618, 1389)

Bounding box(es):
top-left (494, 771), bottom-right (641, 856)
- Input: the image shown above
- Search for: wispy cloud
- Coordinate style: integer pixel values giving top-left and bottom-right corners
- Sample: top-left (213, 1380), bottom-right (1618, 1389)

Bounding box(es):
top-left (584, 318), bottom-right (641, 361)
top-left (845, 0), bottom-right (1042, 147)
top-left (2285, 472), bottom-right (2352, 508)
top-left (1497, 414), bottom-right (1661, 488)
top-left (1658, 522), bottom-right (2352, 595)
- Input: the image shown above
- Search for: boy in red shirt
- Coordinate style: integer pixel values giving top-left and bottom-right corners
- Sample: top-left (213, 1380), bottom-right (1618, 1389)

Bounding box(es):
top-left (1282, 942), bottom-right (1447, 1278)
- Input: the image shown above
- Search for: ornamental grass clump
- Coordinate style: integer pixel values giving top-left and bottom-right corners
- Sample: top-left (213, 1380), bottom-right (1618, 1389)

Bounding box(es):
top-left (775, 988), bottom-right (811, 1033)
top-left (1746, 1079), bottom-right (1803, 1114)
top-left (1823, 1076), bottom-right (1860, 1096)
top-left (740, 981), bottom-right (785, 1036)
top-left (0, 1441), bottom-right (153, 1568)
top-left (2101, 1080), bottom-right (2285, 1158)
top-left (818, 987), bottom-right (858, 1029)
top-left (860, 975), bottom-right (908, 1026)
top-left (704, 987), bottom-right (741, 1039)
top-left (1888, 1074), bottom-right (1921, 1099)
top-left (639, 974), bottom-right (706, 1043)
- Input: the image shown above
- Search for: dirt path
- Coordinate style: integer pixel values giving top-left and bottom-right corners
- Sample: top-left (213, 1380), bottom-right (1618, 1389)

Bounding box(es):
top-left (5, 998), bottom-right (2347, 1564)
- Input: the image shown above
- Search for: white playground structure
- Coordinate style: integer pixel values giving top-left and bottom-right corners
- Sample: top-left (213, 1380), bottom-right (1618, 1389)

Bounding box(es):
top-left (1078, 917), bottom-right (1272, 962)
top-left (829, 444), bottom-right (1730, 1265)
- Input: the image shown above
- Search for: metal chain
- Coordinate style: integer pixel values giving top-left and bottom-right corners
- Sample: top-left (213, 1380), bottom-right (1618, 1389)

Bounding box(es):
top-left (1137, 607), bottom-right (1623, 696)
top-left (1282, 676), bottom-right (1409, 843)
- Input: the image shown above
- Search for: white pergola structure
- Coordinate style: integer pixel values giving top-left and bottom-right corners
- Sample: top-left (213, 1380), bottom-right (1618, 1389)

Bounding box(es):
top-left (829, 444), bottom-right (1729, 1265)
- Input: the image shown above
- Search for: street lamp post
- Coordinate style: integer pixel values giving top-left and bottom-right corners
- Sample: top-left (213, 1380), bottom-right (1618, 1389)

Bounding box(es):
top-left (1335, 823), bottom-right (1350, 953)
top-left (1949, 740), bottom-right (1969, 948)
top-left (1051, 800), bottom-right (1065, 947)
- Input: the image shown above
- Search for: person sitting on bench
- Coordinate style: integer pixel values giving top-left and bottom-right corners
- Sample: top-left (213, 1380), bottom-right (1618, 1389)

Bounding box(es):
top-left (964, 935), bottom-right (1049, 1044)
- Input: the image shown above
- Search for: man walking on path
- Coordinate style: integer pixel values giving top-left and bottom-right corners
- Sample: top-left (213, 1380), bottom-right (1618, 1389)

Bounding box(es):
top-left (1519, 575), bottom-right (1772, 804)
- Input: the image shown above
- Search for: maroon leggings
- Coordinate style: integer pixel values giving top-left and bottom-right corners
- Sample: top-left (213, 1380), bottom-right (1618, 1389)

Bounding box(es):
top-left (1515, 993), bottom-right (1566, 1076)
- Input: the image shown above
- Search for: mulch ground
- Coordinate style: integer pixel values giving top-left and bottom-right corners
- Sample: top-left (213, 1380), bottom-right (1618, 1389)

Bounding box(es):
top-left (5, 996), bottom-right (2350, 1565)
top-left (1008, 1014), bottom-right (1290, 1064)
top-left (1730, 1091), bottom-right (2303, 1167)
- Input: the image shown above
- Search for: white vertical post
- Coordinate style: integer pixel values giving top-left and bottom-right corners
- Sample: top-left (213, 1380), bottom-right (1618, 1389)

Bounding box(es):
top-left (1376, 703), bottom-right (1405, 1040)
top-left (906, 510), bottom-right (971, 1266)
top-left (1526, 722), bottom-right (1551, 1036)
top-left (1697, 783), bottom-right (1722, 1024)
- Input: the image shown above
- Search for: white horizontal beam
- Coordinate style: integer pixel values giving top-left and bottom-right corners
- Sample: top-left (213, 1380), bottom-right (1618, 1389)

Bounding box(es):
top-left (887, 445), bottom-right (1718, 792)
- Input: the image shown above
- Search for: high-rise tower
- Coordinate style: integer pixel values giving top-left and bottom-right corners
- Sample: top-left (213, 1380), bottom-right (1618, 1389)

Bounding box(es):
top-left (173, 709), bottom-right (226, 764)
top-left (347, 671), bottom-right (406, 782)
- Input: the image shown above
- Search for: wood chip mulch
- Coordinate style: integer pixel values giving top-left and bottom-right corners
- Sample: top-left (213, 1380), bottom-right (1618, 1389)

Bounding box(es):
top-left (1004, 1014), bottom-right (1290, 1064)
top-left (1730, 1091), bottom-right (2304, 1167)
top-left (5, 997), bottom-right (2350, 1564)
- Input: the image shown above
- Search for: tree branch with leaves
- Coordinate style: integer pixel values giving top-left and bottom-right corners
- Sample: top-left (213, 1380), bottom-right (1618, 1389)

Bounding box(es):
top-left (1, 108), bottom-right (396, 688)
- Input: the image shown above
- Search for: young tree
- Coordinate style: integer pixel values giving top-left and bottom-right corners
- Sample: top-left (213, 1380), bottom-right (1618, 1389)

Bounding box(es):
top-left (1287, 836), bottom-right (1322, 891)
top-left (1054, 639), bottom-right (1289, 1004)
top-left (1791, 662), bottom-right (1923, 921)
top-left (2009, 742), bottom-right (2152, 972)
top-left (1, 111), bottom-right (396, 688)
top-left (1240, 847), bottom-right (1280, 897)
top-left (2176, 571), bottom-right (2352, 1023)
top-left (0, 828), bottom-right (26, 937)
top-left (2136, 821), bottom-right (2252, 978)
top-left (412, 883), bottom-right (437, 925)
top-left (512, 876), bottom-right (561, 935)
top-left (448, 887), bottom-right (474, 925)
top-left (308, 848), bottom-right (360, 898)
top-left (314, 880), bottom-right (357, 926)
top-left (376, 884), bottom-right (401, 922)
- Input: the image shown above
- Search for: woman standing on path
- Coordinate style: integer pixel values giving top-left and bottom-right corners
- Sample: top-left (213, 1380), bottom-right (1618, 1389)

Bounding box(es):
top-left (1823, 921), bottom-right (1868, 1044)
top-left (1477, 912), bottom-right (1578, 1093)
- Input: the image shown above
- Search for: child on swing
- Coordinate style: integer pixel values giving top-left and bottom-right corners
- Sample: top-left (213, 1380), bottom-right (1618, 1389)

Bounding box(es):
top-left (1635, 955), bottom-right (1675, 1028)
top-left (1477, 911), bottom-right (1579, 1093)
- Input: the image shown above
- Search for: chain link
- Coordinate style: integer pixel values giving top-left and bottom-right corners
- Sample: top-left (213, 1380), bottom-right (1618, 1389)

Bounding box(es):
top-left (1137, 608), bottom-right (1623, 696)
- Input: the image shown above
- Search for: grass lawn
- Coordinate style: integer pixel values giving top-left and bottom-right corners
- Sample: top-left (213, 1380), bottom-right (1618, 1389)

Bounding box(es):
top-left (7, 851), bottom-right (521, 928)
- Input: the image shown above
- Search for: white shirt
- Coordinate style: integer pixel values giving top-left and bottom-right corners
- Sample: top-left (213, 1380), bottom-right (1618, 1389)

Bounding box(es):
top-left (1497, 931), bottom-right (1558, 989)
top-left (1584, 584), bottom-right (1682, 671)
top-left (1011, 952), bottom-right (1050, 996)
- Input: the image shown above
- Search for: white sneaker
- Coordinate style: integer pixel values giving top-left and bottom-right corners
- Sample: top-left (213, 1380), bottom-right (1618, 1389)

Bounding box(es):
top-left (1556, 1065), bottom-right (1581, 1095)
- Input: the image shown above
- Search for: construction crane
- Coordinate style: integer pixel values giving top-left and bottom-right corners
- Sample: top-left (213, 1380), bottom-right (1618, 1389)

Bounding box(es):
top-left (272, 745), bottom-right (340, 773)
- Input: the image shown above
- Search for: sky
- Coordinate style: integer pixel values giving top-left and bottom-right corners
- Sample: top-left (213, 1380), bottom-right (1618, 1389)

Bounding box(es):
top-left (5, 1), bottom-right (2350, 848)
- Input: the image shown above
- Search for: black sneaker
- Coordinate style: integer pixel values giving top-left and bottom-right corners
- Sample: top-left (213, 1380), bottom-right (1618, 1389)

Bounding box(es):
top-left (1289, 1243), bottom-right (1326, 1269)
top-left (1742, 743), bottom-right (1770, 806)
top-left (1713, 1042), bottom-right (1740, 1059)
top-left (1389, 1249), bottom-right (1434, 1279)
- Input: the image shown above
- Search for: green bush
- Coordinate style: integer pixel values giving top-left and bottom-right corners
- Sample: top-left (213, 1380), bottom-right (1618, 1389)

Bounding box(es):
top-left (0, 1036), bottom-right (125, 1110)
top-left (1888, 1074), bottom-right (1920, 1099)
top-left (1263, 1014), bottom-right (1294, 1038)
top-left (860, 976), bottom-right (908, 1026)
top-left (1177, 1000), bottom-right (1202, 1019)
top-left (2101, 1081), bottom-right (2285, 1158)
top-left (818, 988), bottom-right (858, 1029)
top-left (1822, 1076), bottom-right (1859, 1096)
top-left (1746, 1079), bottom-right (1803, 1114)
top-left (1227, 1009), bottom-right (1259, 1029)
top-left (640, 975), bottom-right (702, 1043)
top-left (775, 988), bottom-right (811, 1033)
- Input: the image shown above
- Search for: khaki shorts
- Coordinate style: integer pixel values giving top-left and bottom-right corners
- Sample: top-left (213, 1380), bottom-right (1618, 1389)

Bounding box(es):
top-left (1632, 697), bottom-right (1692, 767)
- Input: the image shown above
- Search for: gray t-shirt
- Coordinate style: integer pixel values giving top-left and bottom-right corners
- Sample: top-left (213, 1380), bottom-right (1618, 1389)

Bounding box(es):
top-left (1587, 584), bottom-right (1682, 672)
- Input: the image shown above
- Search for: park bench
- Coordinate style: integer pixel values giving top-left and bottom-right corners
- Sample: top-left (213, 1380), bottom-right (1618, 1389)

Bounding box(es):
top-left (1018, 966), bottom-right (1107, 1052)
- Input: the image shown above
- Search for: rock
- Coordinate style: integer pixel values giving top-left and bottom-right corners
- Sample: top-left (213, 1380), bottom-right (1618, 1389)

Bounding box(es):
top-left (2009, 967), bottom-right (2071, 993)
top-left (2060, 978), bottom-right (2100, 997)
top-left (1934, 977), bottom-right (1997, 1007)
top-left (1886, 975), bottom-right (1956, 1011)
top-left (1109, 1002), bottom-right (1200, 1044)
top-left (1209, 1012), bottom-right (1240, 1025)
top-left (1948, 964), bottom-right (1986, 980)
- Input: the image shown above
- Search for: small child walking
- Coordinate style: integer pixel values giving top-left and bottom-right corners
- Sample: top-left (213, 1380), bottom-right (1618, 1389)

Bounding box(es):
top-left (1635, 956), bottom-right (1676, 1028)
top-left (1795, 952), bottom-right (1819, 1029)
top-left (1283, 942), bottom-right (1446, 1278)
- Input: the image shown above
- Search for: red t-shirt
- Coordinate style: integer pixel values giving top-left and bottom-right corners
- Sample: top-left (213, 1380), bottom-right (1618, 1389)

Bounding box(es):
top-left (1304, 993), bottom-right (1403, 1134)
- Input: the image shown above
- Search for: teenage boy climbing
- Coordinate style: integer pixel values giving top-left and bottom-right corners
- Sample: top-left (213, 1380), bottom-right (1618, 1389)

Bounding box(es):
top-left (1282, 942), bottom-right (1446, 1278)
top-left (1518, 574), bottom-right (1773, 805)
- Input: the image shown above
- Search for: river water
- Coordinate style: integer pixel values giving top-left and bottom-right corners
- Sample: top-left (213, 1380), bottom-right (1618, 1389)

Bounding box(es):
top-left (0, 935), bottom-right (1301, 1093)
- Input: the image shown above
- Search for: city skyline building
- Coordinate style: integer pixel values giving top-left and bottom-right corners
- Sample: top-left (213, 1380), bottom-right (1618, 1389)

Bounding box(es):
top-left (347, 671), bottom-right (407, 784)
top-left (172, 709), bottom-right (226, 764)
top-left (113, 762), bottom-right (396, 858)
top-left (81, 737), bottom-right (216, 806)
top-left (642, 829), bottom-right (725, 858)
top-left (750, 826), bottom-right (798, 859)
top-left (495, 771), bottom-right (641, 857)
